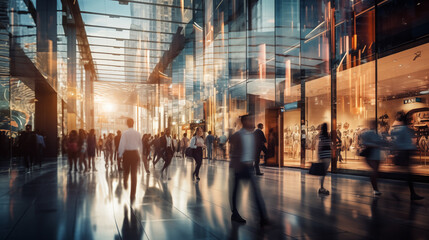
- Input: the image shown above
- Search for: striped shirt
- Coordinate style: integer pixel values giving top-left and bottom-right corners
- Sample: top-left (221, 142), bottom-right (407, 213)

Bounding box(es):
top-left (318, 134), bottom-right (331, 159)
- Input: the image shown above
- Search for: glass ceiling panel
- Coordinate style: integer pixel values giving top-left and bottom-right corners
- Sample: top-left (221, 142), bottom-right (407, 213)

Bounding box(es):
top-left (78, 0), bottom-right (191, 103)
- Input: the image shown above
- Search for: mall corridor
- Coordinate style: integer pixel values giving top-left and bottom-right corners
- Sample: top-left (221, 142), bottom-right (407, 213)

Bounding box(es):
top-left (1, 156), bottom-right (429, 240)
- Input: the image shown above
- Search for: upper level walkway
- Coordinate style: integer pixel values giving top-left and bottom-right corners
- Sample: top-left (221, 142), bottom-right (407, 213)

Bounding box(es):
top-left (1, 155), bottom-right (428, 240)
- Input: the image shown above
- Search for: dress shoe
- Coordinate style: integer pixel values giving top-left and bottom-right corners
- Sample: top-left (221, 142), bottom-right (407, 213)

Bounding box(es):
top-left (231, 213), bottom-right (246, 223)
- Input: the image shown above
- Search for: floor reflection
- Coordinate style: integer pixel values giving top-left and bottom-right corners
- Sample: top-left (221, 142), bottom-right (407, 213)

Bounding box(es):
top-left (0, 155), bottom-right (428, 239)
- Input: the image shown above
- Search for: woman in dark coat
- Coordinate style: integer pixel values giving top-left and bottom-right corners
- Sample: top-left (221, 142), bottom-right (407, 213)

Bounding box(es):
top-left (87, 129), bottom-right (97, 171)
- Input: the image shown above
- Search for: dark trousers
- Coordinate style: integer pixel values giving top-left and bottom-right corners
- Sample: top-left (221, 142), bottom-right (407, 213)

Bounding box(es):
top-left (68, 152), bottom-right (78, 171)
top-left (254, 145), bottom-right (267, 174)
top-left (142, 154), bottom-right (150, 173)
top-left (231, 165), bottom-right (267, 219)
top-left (123, 150), bottom-right (139, 197)
top-left (193, 147), bottom-right (203, 177)
top-left (23, 152), bottom-right (34, 169)
top-left (161, 149), bottom-right (174, 173)
top-left (366, 159), bottom-right (380, 191)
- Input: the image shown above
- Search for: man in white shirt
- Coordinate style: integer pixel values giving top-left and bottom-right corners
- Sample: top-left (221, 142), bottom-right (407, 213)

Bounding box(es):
top-left (118, 118), bottom-right (143, 201)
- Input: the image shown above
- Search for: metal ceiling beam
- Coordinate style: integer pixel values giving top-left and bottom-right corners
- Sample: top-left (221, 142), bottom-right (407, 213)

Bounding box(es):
top-left (91, 51), bottom-right (163, 58)
top-left (80, 11), bottom-right (188, 25)
top-left (92, 58), bottom-right (158, 64)
top-left (80, 43), bottom-right (169, 51)
top-left (96, 68), bottom-right (148, 74)
top-left (112, 0), bottom-right (194, 10)
top-left (61, 0), bottom-right (97, 81)
top-left (84, 24), bottom-right (175, 35)
top-left (96, 63), bottom-right (156, 68)
top-left (86, 35), bottom-right (173, 45)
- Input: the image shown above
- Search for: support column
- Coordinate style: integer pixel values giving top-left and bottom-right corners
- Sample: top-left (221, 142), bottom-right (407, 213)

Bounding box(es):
top-left (85, 66), bottom-right (94, 130)
top-left (36, 0), bottom-right (58, 157)
top-left (66, 21), bottom-right (76, 131)
top-left (329, 1), bottom-right (337, 172)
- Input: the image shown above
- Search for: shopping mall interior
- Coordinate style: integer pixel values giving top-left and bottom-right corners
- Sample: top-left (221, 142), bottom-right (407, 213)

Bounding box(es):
top-left (1, 0), bottom-right (429, 239)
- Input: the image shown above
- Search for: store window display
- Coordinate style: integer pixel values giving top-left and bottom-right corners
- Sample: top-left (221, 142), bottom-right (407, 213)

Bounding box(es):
top-left (377, 43), bottom-right (429, 175)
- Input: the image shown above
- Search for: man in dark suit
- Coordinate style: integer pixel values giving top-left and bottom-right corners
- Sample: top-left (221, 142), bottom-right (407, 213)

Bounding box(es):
top-left (229, 115), bottom-right (268, 226)
top-left (160, 128), bottom-right (175, 179)
top-left (20, 124), bottom-right (38, 173)
top-left (114, 130), bottom-right (122, 170)
top-left (254, 123), bottom-right (267, 175)
top-left (153, 132), bottom-right (164, 166)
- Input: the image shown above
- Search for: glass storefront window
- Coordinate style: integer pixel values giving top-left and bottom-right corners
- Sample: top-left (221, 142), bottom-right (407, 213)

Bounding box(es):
top-left (377, 43), bottom-right (429, 175)
top-left (335, 0), bottom-right (376, 170)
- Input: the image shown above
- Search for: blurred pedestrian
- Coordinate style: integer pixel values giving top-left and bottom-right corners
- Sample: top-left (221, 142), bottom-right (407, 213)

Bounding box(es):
top-left (180, 133), bottom-right (189, 159)
top-left (78, 129), bottom-right (88, 172)
top-left (97, 136), bottom-right (103, 157)
top-left (153, 132), bottom-right (164, 167)
top-left (118, 118), bottom-right (142, 201)
top-left (141, 134), bottom-right (151, 174)
top-left (391, 111), bottom-right (424, 200)
top-left (172, 134), bottom-right (179, 158)
top-left (190, 127), bottom-right (205, 181)
top-left (67, 130), bottom-right (79, 172)
top-left (115, 130), bottom-right (122, 170)
top-left (87, 129), bottom-right (97, 171)
top-left (219, 133), bottom-right (227, 159)
top-left (317, 123), bottom-right (331, 195)
top-left (105, 134), bottom-right (114, 168)
top-left (20, 124), bottom-right (37, 173)
top-left (229, 115), bottom-right (268, 225)
top-left (35, 129), bottom-right (45, 168)
top-left (160, 129), bottom-right (175, 180)
top-left (205, 131), bottom-right (214, 161)
top-left (254, 123), bottom-right (267, 175)
top-left (360, 120), bottom-right (386, 196)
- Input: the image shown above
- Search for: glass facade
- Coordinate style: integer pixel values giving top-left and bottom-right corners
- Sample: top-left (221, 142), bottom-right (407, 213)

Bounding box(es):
top-left (167, 0), bottom-right (429, 175)
top-left (0, 0), bottom-right (95, 170)
top-left (1, 0), bottom-right (428, 178)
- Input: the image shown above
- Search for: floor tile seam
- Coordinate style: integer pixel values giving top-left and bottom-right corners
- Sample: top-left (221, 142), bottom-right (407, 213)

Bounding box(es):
top-left (168, 203), bottom-right (223, 240)
top-left (168, 181), bottom-right (230, 211)
top-left (94, 170), bottom-right (136, 240)
top-left (264, 166), bottom-right (429, 188)
top-left (3, 198), bottom-right (35, 240)
top-left (275, 208), bottom-right (366, 238)
top-left (0, 169), bottom-right (59, 200)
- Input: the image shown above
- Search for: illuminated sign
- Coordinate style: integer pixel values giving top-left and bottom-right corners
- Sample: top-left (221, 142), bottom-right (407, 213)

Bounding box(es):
top-left (281, 101), bottom-right (299, 112)
top-left (403, 98), bottom-right (422, 104)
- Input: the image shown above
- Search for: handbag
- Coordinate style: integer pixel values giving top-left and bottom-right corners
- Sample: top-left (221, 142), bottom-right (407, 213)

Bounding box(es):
top-left (185, 147), bottom-right (194, 157)
top-left (309, 162), bottom-right (326, 176)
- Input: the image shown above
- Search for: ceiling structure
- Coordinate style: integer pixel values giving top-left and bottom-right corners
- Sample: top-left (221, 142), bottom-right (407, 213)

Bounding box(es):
top-left (78, 0), bottom-right (192, 104)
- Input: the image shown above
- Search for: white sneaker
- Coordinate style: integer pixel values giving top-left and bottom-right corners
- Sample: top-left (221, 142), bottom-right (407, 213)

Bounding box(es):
top-left (373, 190), bottom-right (382, 196)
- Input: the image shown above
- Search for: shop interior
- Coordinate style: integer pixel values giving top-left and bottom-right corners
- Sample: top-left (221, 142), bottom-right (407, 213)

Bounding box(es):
top-left (281, 43), bottom-right (429, 175)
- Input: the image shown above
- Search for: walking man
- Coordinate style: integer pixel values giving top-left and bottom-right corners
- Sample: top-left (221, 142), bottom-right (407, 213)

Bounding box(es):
top-left (118, 118), bottom-right (143, 201)
top-left (229, 115), bottom-right (268, 225)
top-left (254, 123), bottom-right (268, 175)
top-left (114, 130), bottom-right (122, 170)
top-left (20, 125), bottom-right (37, 173)
top-left (205, 131), bottom-right (215, 161)
top-left (160, 128), bottom-right (175, 180)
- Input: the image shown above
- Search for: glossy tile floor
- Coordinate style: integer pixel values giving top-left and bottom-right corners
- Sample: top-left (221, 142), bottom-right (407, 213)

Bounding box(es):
top-left (1, 155), bottom-right (429, 240)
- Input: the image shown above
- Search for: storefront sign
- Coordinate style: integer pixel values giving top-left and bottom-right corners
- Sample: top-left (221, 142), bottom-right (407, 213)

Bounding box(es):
top-left (282, 101), bottom-right (299, 112)
top-left (403, 98), bottom-right (422, 104)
